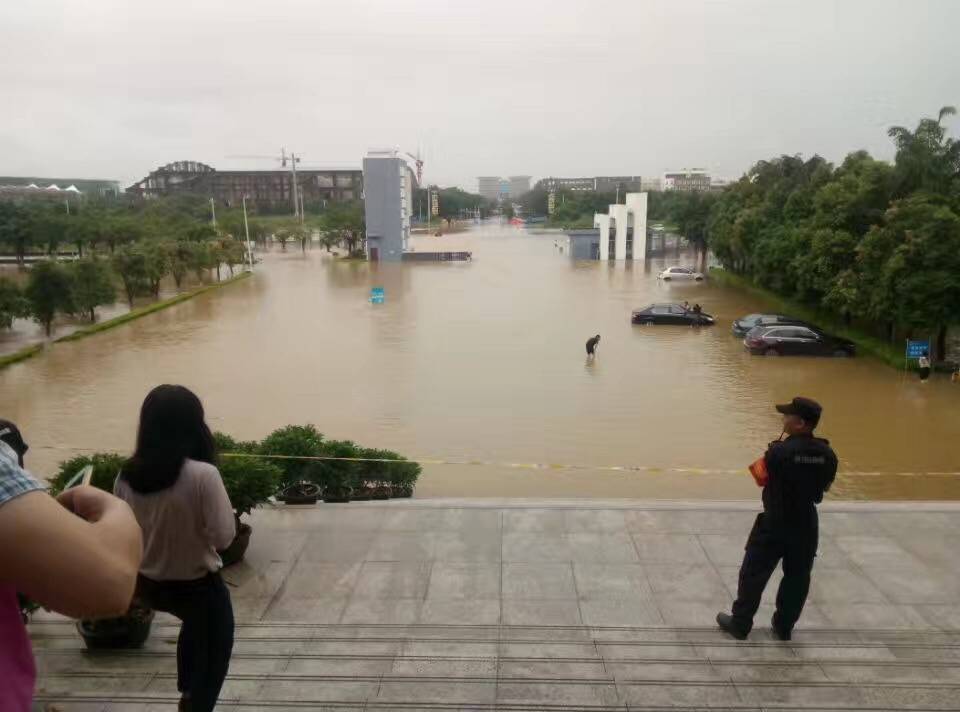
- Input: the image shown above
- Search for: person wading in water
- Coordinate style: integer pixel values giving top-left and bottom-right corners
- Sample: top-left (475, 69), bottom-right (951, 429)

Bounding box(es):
top-left (585, 334), bottom-right (601, 359)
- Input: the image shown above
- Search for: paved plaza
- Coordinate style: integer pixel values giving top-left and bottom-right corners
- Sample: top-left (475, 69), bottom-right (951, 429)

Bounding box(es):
top-left (30, 498), bottom-right (960, 710)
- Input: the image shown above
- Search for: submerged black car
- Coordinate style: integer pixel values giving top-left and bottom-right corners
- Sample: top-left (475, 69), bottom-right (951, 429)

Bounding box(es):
top-left (744, 324), bottom-right (855, 357)
top-left (632, 303), bottom-right (715, 326)
top-left (731, 313), bottom-right (812, 337)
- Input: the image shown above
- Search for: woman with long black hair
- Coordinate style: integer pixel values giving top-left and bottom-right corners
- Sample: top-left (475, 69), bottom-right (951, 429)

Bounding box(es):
top-left (115, 385), bottom-right (236, 712)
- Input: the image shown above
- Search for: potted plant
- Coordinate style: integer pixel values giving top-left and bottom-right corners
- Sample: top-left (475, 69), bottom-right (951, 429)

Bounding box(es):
top-left (277, 480), bottom-right (322, 505)
top-left (311, 440), bottom-right (360, 503)
top-left (359, 448), bottom-right (394, 499)
top-left (216, 452), bottom-right (283, 567)
top-left (49, 453), bottom-right (156, 650)
top-left (256, 424), bottom-right (324, 496)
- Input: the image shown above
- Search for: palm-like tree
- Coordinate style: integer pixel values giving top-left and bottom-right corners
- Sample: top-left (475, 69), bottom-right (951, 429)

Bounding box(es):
top-left (887, 106), bottom-right (960, 197)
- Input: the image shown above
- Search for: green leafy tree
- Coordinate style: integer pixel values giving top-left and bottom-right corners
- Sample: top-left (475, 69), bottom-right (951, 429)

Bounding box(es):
top-left (25, 260), bottom-right (74, 335)
top-left (321, 203), bottom-right (365, 255)
top-left (0, 278), bottom-right (29, 329)
top-left (0, 202), bottom-right (32, 266)
top-left (188, 241), bottom-right (214, 283)
top-left (221, 240), bottom-right (247, 276)
top-left (69, 257), bottom-right (116, 322)
top-left (167, 241), bottom-right (192, 290)
top-left (142, 243), bottom-right (170, 297)
top-left (111, 244), bottom-right (149, 307)
top-left (887, 106), bottom-right (960, 198)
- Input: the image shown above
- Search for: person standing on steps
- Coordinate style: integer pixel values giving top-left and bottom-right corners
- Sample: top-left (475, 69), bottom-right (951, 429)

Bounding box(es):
top-left (585, 334), bottom-right (601, 359)
top-left (716, 396), bottom-right (837, 642)
top-left (918, 351), bottom-right (931, 381)
top-left (115, 385), bottom-right (236, 712)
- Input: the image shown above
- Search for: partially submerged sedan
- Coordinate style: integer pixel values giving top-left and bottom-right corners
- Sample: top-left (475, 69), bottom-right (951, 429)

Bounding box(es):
top-left (631, 303), bottom-right (715, 326)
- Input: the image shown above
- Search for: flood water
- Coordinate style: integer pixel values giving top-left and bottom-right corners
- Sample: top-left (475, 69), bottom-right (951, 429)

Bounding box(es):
top-left (2, 223), bottom-right (959, 500)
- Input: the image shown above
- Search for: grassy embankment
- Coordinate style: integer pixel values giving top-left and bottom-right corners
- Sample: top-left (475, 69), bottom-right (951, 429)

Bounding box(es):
top-left (0, 271), bottom-right (252, 370)
top-left (709, 268), bottom-right (905, 369)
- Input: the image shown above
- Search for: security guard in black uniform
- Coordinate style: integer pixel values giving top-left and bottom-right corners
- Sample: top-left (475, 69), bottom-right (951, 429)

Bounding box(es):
top-left (717, 397), bottom-right (837, 641)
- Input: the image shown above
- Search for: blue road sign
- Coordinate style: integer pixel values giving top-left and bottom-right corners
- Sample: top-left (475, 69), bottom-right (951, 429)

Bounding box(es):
top-left (370, 287), bottom-right (385, 304)
top-left (906, 340), bottom-right (929, 358)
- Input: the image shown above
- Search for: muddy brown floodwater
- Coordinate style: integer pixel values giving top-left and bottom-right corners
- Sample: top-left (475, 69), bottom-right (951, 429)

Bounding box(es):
top-left (2, 223), bottom-right (959, 500)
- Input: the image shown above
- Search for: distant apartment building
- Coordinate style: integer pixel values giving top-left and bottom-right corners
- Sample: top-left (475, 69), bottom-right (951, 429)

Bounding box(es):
top-left (662, 169), bottom-right (711, 192)
top-left (535, 176), bottom-right (642, 194)
top-left (477, 175), bottom-right (530, 202)
top-left (127, 160), bottom-right (363, 212)
top-left (0, 177), bottom-right (121, 203)
top-left (508, 175), bottom-right (531, 198)
top-left (477, 176), bottom-right (503, 202)
top-left (363, 150), bottom-right (415, 262)
top-left (639, 177), bottom-right (662, 192)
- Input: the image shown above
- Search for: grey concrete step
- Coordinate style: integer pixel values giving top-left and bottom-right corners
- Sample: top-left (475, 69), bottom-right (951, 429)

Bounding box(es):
top-left (30, 621), bottom-right (960, 711)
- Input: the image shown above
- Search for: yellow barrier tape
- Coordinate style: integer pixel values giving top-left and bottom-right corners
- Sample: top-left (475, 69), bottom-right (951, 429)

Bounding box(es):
top-left (29, 445), bottom-right (960, 478)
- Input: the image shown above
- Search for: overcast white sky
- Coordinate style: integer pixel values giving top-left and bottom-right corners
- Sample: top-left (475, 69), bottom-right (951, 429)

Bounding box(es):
top-left (1, 0), bottom-right (958, 191)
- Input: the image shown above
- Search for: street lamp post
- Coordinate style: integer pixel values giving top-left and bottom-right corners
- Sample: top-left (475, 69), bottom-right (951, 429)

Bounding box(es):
top-left (242, 196), bottom-right (254, 271)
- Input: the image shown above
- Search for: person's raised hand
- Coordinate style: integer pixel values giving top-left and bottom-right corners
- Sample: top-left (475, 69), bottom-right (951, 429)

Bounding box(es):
top-left (56, 485), bottom-right (126, 523)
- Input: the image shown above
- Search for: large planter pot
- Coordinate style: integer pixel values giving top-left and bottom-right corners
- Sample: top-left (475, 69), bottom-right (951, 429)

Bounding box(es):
top-left (219, 522), bottom-right (252, 568)
top-left (278, 481), bottom-right (321, 505)
top-left (352, 485), bottom-right (372, 501)
top-left (371, 484), bottom-right (392, 500)
top-left (323, 487), bottom-right (353, 503)
top-left (392, 484), bottom-right (414, 499)
top-left (77, 606), bottom-right (154, 650)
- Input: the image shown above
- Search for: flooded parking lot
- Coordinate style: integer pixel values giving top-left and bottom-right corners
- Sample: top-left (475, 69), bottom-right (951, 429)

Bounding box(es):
top-left (2, 223), bottom-right (958, 500)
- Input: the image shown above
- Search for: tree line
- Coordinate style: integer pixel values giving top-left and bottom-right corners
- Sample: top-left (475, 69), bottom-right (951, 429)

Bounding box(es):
top-left (706, 106), bottom-right (960, 358)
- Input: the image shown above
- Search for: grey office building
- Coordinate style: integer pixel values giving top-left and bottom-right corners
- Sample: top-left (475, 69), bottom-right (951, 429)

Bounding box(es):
top-left (364, 151), bottom-right (414, 262)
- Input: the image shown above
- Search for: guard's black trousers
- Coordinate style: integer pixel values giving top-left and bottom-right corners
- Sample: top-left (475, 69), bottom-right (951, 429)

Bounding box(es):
top-left (731, 511), bottom-right (818, 633)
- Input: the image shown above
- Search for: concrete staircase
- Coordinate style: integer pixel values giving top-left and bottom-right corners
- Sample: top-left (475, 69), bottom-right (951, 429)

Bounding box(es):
top-left (31, 619), bottom-right (960, 710)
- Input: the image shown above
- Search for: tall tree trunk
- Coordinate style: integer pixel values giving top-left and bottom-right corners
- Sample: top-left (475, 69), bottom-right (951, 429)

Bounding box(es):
top-left (89, 307), bottom-right (96, 322)
top-left (937, 324), bottom-right (948, 362)
top-left (216, 264), bottom-right (221, 282)
top-left (77, 241), bottom-right (84, 258)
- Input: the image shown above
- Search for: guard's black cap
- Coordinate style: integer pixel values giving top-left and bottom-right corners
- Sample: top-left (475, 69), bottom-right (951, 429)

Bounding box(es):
top-left (0, 419), bottom-right (28, 466)
top-left (775, 397), bottom-right (822, 427)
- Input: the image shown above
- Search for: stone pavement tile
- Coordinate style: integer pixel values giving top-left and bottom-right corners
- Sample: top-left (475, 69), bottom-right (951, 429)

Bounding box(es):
top-left (366, 531), bottom-right (436, 561)
top-left (914, 604), bottom-right (960, 629)
top-left (564, 508), bottom-right (628, 533)
top-left (579, 597), bottom-right (663, 627)
top-left (712, 660), bottom-right (829, 682)
top-left (501, 532), bottom-right (571, 562)
top-left (626, 509), bottom-right (755, 534)
top-left (809, 567), bottom-right (890, 603)
top-left (497, 679), bottom-right (622, 706)
top-left (231, 638), bottom-right (315, 657)
top-left (500, 641), bottom-right (600, 659)
top-left (261, 595), bottom-right (348, 623)
top-left (820, 511), bottom-right (890, 536)
top-left (502, 562), bottom-right (576, 599)
top-left (350, 561), bottom-right (431, 599)
top-left (502, 508), bottom-right (566, 532)
top-left (438, 507), bottom-right (501, 532)
top-left (695, 642), bottom-right (799, 662)
top-left (426, 562), bottom-right (500, 599)
top-left (597, 640), bottom-right (697, 660)
top-left (501, 599), bottom-right (583, 626)
top-left (36, 674), bottom-right (154, 695)
top-left (300, 531), bottom-right (375, 562)
top-left (834, 534), bottom-right (922, 568)
top-left (432, 531), bottom-right (501, 562)
top-left (275, 562), bottom-right (362, 598)
top-left (403, 640), bottom-right (499, 658)
top-left (733, 681), bottom-right (871, 707)
top-left (377, 679), bottom-right (496, 704)
top-left (499, 658), bottom-right (609, 679)
top-left (716, 564), bottom-right (781, 600)
top-left (897, 534), bottom-right (960, 568)
top-left (498, 624), bottom-right (592, 642)
top-left (300, 639), bottom-right (404, 657)
top-left (241, 530), bottom-right (308, 564)
top-left (632, 533), bottom-right (710, 565)
top-left (616, 680), bottom-right (742, 707)
top-left (257, 679), bottom-right (377, 703)
top-left (878, 511), bottom-right (960, 535)
top-left (573, 562), bottom-right (652, 600)
top-left (653, 599), bottom-right (724, 627)
top-left (380, 508), bottom-right (447, 532)
top-left (340, 597), bottom-right (423, 624)
top-left (823, 662), bottom-right (960, 684)
top-left (418, 598), bottom-right (501, 625)
top-left (793, 643), bottom-right (899, 661)
top-left (876, 686), bottom-right (960, 710)
top-left (567, 533), bottom-right (639, 563)
top-left (227, 596), bottom-right (271, 621)
top-left (866, 565), bottom-right (960, 605)
top-left (645, 563), bottom-right (730, 602)
top-left (821, 603), bottom-right (934, 629)
top-left (226, 655), bottom-right (290, 675)
top-left (221, 560), bottom-right (295, 599)
top-left (606, 659), bottom-right (721, 681)
top-left (391, 657), bottom-right (497, 677)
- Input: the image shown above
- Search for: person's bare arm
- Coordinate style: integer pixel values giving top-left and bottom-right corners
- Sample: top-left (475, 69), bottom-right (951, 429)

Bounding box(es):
top-left (200, 466), bottom-right (236, 551)
top-left (0, 487), bottom-right (142, 619)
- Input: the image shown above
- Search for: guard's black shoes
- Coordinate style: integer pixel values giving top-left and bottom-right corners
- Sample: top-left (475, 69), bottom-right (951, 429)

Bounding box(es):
top-left (771, 615), bottom-right (792, 641)
top-left (716, 612), bottom-right (748, 640)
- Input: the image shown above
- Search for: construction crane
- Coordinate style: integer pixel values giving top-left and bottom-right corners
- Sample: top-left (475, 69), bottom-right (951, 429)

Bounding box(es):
top-left (225, 149), bottom-right (303, 221)
top-left (405, 149), bottom-right (424, 185)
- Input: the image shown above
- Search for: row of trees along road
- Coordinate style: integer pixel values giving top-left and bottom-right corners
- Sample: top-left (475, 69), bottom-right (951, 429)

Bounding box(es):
top-left (707, 106), bottom-right (960, 359)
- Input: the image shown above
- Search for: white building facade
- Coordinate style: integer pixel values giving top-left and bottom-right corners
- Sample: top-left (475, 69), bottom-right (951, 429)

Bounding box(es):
top-left (364, 150), bottom-right (414, 262)
top-left (593, 192), bottom-right (648, 261)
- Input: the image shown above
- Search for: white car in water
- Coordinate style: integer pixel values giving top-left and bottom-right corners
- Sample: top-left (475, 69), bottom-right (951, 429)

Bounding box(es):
top-left (658, 266), bottom-right (704, 281)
